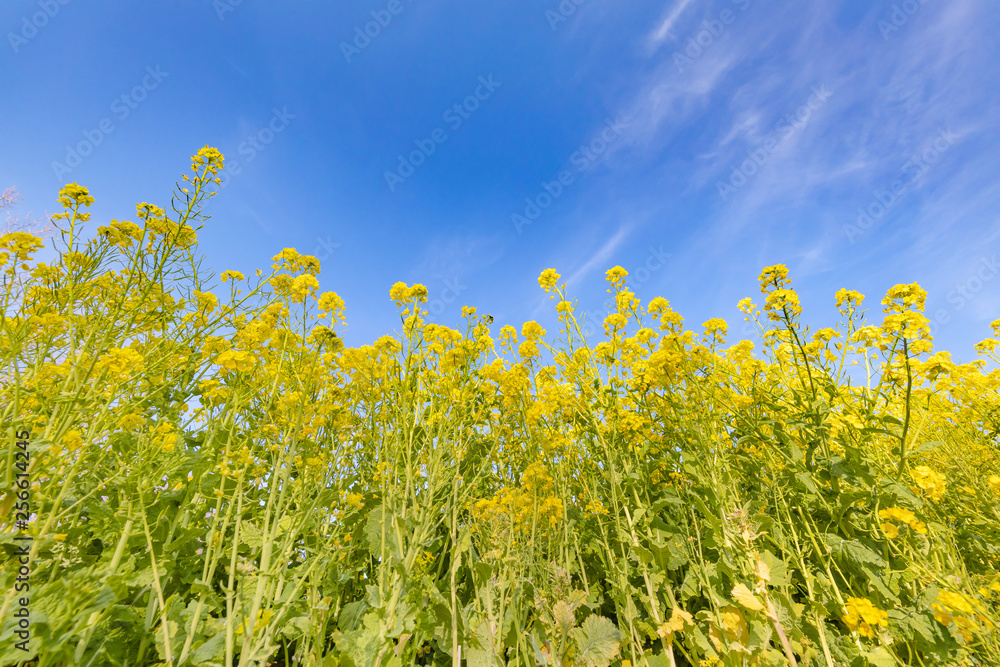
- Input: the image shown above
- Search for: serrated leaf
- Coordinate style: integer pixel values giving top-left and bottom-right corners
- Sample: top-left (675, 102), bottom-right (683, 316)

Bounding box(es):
top-left (891, 610), bottom-right (937, 644)
top-left (553, 601), bottom-right (576, 634)
top-left (759, 551), bottom-right (789, 587)
top-left (571, 615), bottom-right (621, 667)
top-left (240, 521), bottom-right (263, 550)
top-left (826, 535), bottom-right (886, 568)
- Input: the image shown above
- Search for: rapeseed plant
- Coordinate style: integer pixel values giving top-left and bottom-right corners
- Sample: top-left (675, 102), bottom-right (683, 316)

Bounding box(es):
top-left (1, 148), bottom-right (999, 667)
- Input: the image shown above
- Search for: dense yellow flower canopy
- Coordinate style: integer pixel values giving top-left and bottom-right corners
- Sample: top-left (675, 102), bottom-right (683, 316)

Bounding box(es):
top-left (2, 149), bottom-right (999, 666)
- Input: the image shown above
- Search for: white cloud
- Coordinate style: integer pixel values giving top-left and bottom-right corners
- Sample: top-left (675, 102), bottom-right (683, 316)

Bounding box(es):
top-left (567, 225), bottom-right (631, 286)
top-left (648, 0), bottom-right (697, 46)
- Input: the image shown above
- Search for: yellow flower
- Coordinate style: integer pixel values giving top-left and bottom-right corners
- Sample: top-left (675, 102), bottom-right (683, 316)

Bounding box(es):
top-left (842, 597), bottom-right (888, 638)
top-left (835, 288), bottom-right (865, 309)
top-left (605, 266), bottom-right (628, 287)
top-left (881, 311), bottom-right (932, 341)
top-left (931, 590), bottom-right (982, 641)
top-left (215, 349), bottom-right (257, 373)
top-left (878, 506), bottom-right (927, 536)
top-left (882, 283), bottom-right (927, 313)
top-left (290, 274), bottom-right (320, 300)
top-left (96, 347), bottom-right (145, 378)
top-left (154, 422), bottom-right (179, 453)
top-left (191, 146), bottom-right (224, 175)
top-left (538, 268), bottom-right (561, 292)
top-left (272, 247), bottom-right (303, 270)
top-left (910, 466), bottom-right (946, 501)
top-left (703, 318), bottom-right (728, 340)
top-left (389, 281), bottom-right (428, 305)
top-left (61, 429), bottom-right (85, 452)
top-left (193, 290), bottom-right (218, 312)
top-left (758, 264), bottom-right (790, 290)
top-left (118, 414), bottom-right (146, 431)
top-left (988, 475), bottom-right (1000, 495)
top-left (219, 270), bottom-right (245, 281)
top-left (518, 340), bottom-right (539, 359)
top-left (880, 522), bottom-right (900, 539)
top-left (763, 289), bottom-right (802, 320)
top-left (96, 220), bottom-right (143, 247)
top-left (57, 182), bottom-right (96, 208)
top-left (603, 313), bottom-right (628, 334)
top-left (521, 320), bottom-right (546, 340)
top-left (879, 506), bottom-right (916, 523)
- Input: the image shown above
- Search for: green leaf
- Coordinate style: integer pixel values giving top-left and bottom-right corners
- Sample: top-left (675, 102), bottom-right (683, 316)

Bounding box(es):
top-left (190, 631), bottom-right (226, 665)
top-left (571, 615), bottom-right (621, 667)
top-left (908, 441), bottom-right (944, 457)
top-left (826, 535), bottom-right (886, 568)
top-left (633, 544), bottom-right (655, 567)
top-left (553, 601), bottom-right (576, 634)
top-left (759, 550), bottom-right (789, 587)
top-left (127, 567), bottom-right (155, 588)
top-left (466, 620), bottom-right (503, 667)
top-left (890, 610), bottom-right (936, 644)
top-left (795, 472), bottom-right (820, 495)
top-left (338, 600), bottom-right (369, 632)
top-left (645, 654), bottom-right (672, 667)
top-left (656, 535), bottom-right (689, 571)
top-left (862, 646), bottom-right (896, 667)
top-left (240, 521), bottom-right (264, 550)
top-left (859, 565), bottom-right (896, 602)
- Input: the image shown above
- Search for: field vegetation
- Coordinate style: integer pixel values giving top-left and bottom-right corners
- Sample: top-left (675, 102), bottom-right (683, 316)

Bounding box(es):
top-left (1, 149), bottom-right (999, 666)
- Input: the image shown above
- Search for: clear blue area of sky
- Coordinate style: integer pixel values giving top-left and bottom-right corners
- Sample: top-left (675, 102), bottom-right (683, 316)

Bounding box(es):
top-left (2, 0), bottom-right (998, 360)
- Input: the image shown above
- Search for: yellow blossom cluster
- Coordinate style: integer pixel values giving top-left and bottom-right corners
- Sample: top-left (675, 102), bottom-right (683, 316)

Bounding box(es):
top-left (878, 506), bottom-right (927, 538)
top-left (8, 151), bottom-right (1000, 666)
top-left (842, 597), bottom-right (889, 638)
top-left (911, 465), bottom-right (947, 502)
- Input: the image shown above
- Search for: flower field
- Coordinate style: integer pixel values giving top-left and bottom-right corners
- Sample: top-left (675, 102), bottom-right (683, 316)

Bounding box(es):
top-left (2, 148), bottom-right (1000, 666)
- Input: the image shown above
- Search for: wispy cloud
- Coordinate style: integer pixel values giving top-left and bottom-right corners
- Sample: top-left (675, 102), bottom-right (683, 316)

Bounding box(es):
top-left (567, 225), bottom-right (631, 286)
top-left (648, 0), bottom-right (696, 46)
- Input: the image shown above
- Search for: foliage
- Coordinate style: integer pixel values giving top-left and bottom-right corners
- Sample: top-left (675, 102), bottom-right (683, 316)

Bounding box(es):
top-left (1, 149), bottom-right (999, 666)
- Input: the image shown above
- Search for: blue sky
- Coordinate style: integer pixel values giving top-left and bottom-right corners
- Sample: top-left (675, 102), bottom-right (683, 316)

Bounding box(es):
top-left (2, 0), bottom-right (999, 359)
